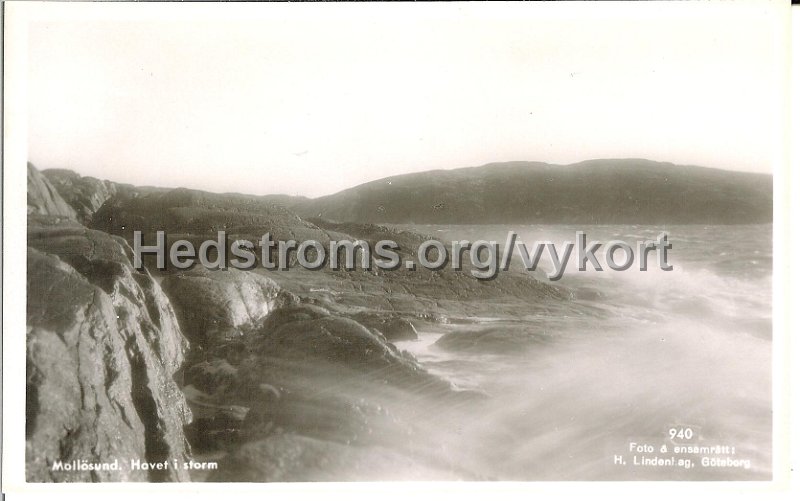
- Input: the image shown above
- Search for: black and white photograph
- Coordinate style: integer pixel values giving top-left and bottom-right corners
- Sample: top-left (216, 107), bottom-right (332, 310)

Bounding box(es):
top-left (2, 0), bottom-right (797, 495)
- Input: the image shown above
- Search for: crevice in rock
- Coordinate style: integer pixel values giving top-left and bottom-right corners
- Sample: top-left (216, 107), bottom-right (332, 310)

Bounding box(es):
top-left (133, 272), bottom-right (164, 331)
top-left (128, 346), bottom-right (170, 482)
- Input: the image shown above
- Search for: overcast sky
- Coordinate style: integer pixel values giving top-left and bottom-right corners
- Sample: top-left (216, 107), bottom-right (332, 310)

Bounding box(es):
top-left (26, 2), bottom-right (785, 197)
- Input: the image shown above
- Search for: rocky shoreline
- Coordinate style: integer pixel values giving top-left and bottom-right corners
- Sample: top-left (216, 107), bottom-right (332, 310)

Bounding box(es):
top-left (26, 163), bottom-right (568, 481)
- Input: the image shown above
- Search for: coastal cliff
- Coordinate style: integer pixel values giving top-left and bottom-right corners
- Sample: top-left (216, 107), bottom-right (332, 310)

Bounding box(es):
top-left (26, 218), bottom-right (192, 481)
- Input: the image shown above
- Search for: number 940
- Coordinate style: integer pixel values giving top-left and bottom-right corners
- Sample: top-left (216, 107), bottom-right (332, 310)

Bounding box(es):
top-left (668, 427), bottom-right (694, 440)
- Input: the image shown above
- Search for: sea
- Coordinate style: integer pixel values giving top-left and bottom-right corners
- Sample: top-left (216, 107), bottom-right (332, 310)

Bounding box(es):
top-left (389, 223), bottom-right (772, 480)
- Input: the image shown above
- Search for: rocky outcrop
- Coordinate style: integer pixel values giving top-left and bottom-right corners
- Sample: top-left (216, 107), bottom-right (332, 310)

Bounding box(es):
top-left (177, 302), bottom-right (460, 454)
top-left (434, 325), bottom-right (551, 354)
top-left (27, 163), bottom-right (76, 219)
top-left (26, 219), bottom-right (192, 482)
top-left (160, 268), bottom-right (289, 347)
top-left (256, 304), bottom-right (427, 374)
top-left (350, 312), bottom-right (418, 341)
top-left (271, 220), bottom-right (570, 332)
top-left (433, 317), bottom-right (599, 354)
top-left (24, 162), bottom-right (573, 482)
top-left (91, 186), bottom-right (329, 244)
top-left (42, 169), bottom-right (129, 224)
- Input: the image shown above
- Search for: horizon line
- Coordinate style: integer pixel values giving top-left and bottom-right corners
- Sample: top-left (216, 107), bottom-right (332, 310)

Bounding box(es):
top-left (29, 157), bottom-right (773, 201)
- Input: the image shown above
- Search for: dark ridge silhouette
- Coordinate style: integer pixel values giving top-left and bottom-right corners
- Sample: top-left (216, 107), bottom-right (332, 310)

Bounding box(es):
top-left (293, 159), bottom-right (772, 225)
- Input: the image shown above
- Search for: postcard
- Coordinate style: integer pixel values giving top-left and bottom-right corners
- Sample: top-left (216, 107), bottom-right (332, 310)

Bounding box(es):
top-left (2, 1), bottom-right (796, 499)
